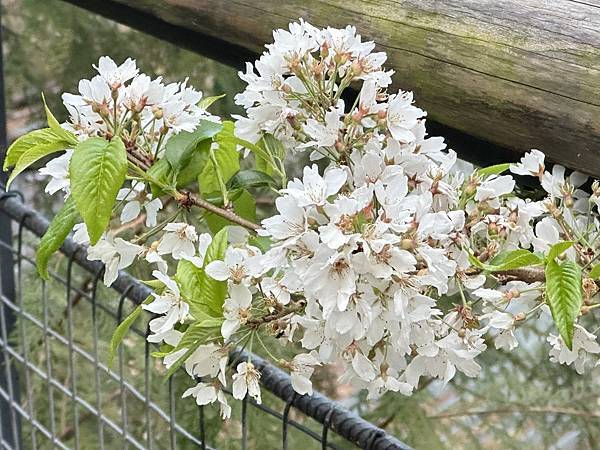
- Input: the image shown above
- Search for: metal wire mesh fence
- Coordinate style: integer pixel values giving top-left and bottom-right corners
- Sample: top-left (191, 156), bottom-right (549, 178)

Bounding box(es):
top-left (0, 191), bottom-right (410, 450)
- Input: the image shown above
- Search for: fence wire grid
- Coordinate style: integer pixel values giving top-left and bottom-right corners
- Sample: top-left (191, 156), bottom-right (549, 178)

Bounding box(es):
top-left (0, 190), bottom-right (411, 450)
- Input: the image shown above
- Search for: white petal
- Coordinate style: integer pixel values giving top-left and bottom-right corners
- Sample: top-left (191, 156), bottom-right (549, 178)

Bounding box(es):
top-left (205, 261), bottom-right (230, 281)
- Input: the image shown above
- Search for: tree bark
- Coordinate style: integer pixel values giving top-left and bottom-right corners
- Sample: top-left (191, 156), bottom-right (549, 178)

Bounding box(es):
top-left (69, 0), bottom-right (600, 175)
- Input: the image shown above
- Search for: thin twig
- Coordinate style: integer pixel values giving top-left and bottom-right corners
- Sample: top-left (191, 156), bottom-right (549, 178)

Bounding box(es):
top-left (246, 301), bottom-right (306, 327)
top-left (187, 193), bottom-right (260, 231)
top-left (428, 405), bottom-right (600, 420)
top-left (127, 149), bottom-right (261, 231)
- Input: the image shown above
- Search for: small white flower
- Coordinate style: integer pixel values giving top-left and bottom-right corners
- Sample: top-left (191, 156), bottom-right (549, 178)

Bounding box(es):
top-left (260, 277), bottom-right (291, 305)
top-left (541, 165), bottom-right (587, 199)
top-left (386, 91), bottom-right (425, 143)
top-left (72, 223), bottom-right (90, 246)
top-left (39, 150), bottom-right (73, 196)
top-left (116, 182), bottom-right (163, 227)
top-left (87, 234), bottom-right (142, 286)
top-left (475, 175), bottom-right (515, 201)
top-left (183, 382), bottom-right (217, 406)
top-left (185, 343), bottom-right (228, 385)
top-left (157, 223), bottom-right (198, 259)
top-left (285, 165), bottom-right (347, 207)
top-left (205, 247), bottom-right (256, 283)
top-left (94, 56), bottom-right (139, 86)
top-left (143, 270), bottom-right (189, 333)
top-left (221, 284), bottom-right (253, 339)
top-left (548, 325), bottom-right (600, 374)
top-left (260, 195), bottom-right (307, 242)
top-left (481, 310), bottom-right (518, 350)
top-left (183, 233), bottom-right (213, 268)
top-left (232, 361), bottom-right (262, 404)
top-left (183, 383), bottom-right (231, 419)
top-left (510, 149), bottom-right (545, 178)
top-left (147, 317), bottom-right (182, 345)
top-left (286, 353), bottom-right (321, 395)
top-left (145, 243), bottom-right (168, 273)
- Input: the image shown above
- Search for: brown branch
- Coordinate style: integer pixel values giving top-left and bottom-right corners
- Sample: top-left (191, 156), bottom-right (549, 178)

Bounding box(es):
top-left (246, 300), bottom-right (306, 328)
top-left (113, 212), bottom-right (147, 235)
top-left (187, 193), bottom-right (261, 231)
top-left (126, 149), bottom-right (262, 232)
top-left (494, 267), bottom-right (546, 283)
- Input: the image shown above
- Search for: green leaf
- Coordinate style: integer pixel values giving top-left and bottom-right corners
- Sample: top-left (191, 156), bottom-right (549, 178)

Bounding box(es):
top-left (69, 137), bottom-right (127, 245)
top-left (227, 169), bottom-right (277, 190)
top-left (147, 159), bottom-right (175, 197)
top-left (4, 128), bottom-right (57, 170)
top-left (197, 227), bottom-right (229, 316)
top-left (41, 93), bottom-right (78, 145)
top-left (260, 133), bottom-right (286, 160)
top-left (248, 235), bottom-right (273, 253)
top-left (468, 249), bottom-right (543, 272)
top-left (108, 295), bottom-right (153, 365)
top-left (176, 259), bottom-right (219, 320)
top-left (204, 190), bottom-right (256, 233)
top-left (175, 228), bottom-right (229, 318)
top-left (163, 318), bottom-right (222, 380)
top-left (199, 122), bottom-right (240, 193)
top-left (6, 141), bottom-right (69, 188)
top-left (468, 252), bottom-right (486, 270)
top-left (36, 197), bottom-right (80, 279)
top-left (546, 259), bottom-right (583, 349)
top-left (141, 278), bottom-right (167, 292)
top-left (491, 249), bottom-right (544, 271)
top-left (588, 264), bottom-right (600, 280)
top-left (198, 94), bottom-right (225, 110)
top-left (216, 123), bottom-right (273, 168)
top-left (176, 141), bottom-right (211, 187)
top-left (476, 163), bottom-right (511, 177)
top-left (172, 318), bottom-right (223, 353)
top-left (547, 241), bottom-right (575, 262)
top-left (165, 119), bottom-right (222, 170)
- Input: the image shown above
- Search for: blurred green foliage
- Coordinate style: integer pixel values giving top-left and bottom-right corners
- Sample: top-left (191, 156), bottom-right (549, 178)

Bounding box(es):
top-left (2, 0), bottom-right (244, 126)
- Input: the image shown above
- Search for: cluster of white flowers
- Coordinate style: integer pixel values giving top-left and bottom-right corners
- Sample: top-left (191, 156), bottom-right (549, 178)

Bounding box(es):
top-left (39, 56), bottom-right (216, 198)
top-left (30, 23), bottom-right (600, 417)
top-left (214, 20), bottom-right (600, 402)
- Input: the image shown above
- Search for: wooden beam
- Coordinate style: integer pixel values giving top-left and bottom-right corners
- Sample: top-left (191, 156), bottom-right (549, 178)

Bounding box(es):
top-left (63, 0), bottom-right (600, 175)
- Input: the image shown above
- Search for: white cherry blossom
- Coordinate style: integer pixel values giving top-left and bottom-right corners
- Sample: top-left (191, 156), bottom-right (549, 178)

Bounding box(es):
top-left (87, 234), bottom-right (142, 286)
top-left (232, 362), bottom-right (262, 404)
top-left (143, 270), bottom-right (189, 334)
top-left (157, 223), bottom-right (198, 259)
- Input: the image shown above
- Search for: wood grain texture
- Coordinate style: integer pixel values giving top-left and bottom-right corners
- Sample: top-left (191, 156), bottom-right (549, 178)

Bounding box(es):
top-left (107, 0), bottom-right (600, 174)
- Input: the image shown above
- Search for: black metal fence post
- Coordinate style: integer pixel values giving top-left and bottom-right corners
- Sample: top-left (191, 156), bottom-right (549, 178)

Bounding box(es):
top-left (0, 0), bottom-right (22, 447)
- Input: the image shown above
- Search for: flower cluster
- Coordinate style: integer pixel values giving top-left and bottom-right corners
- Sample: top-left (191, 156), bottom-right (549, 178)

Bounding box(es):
top-left (40, 56), bottom-right (216, 198)
top-left (14, 21), bottom-right (600, 419)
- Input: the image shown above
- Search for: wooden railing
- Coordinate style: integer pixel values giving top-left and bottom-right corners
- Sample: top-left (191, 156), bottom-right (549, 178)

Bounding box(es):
top-left (63, 0), bottom-right (600, 175)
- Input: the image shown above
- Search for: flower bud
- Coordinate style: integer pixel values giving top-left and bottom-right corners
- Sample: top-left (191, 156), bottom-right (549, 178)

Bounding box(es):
top-left (563, 194), bottom-right (574, 208)
top-left (350, 60), bottom-right (363, 77)
top-left (464, 180), bottom-right (478, 196)
top-left (351, 110), bottom-right (363, 123)
top-left (334, 139), bottom-right (345, 153)
top-left (401, 238), bottom-right (416, 250)
top-left (152, 105), bottom-right (163, 119)
top-left (514, 312), bottom-right (526, 322)
top-left (111, 84), bottom-right (120, 102)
